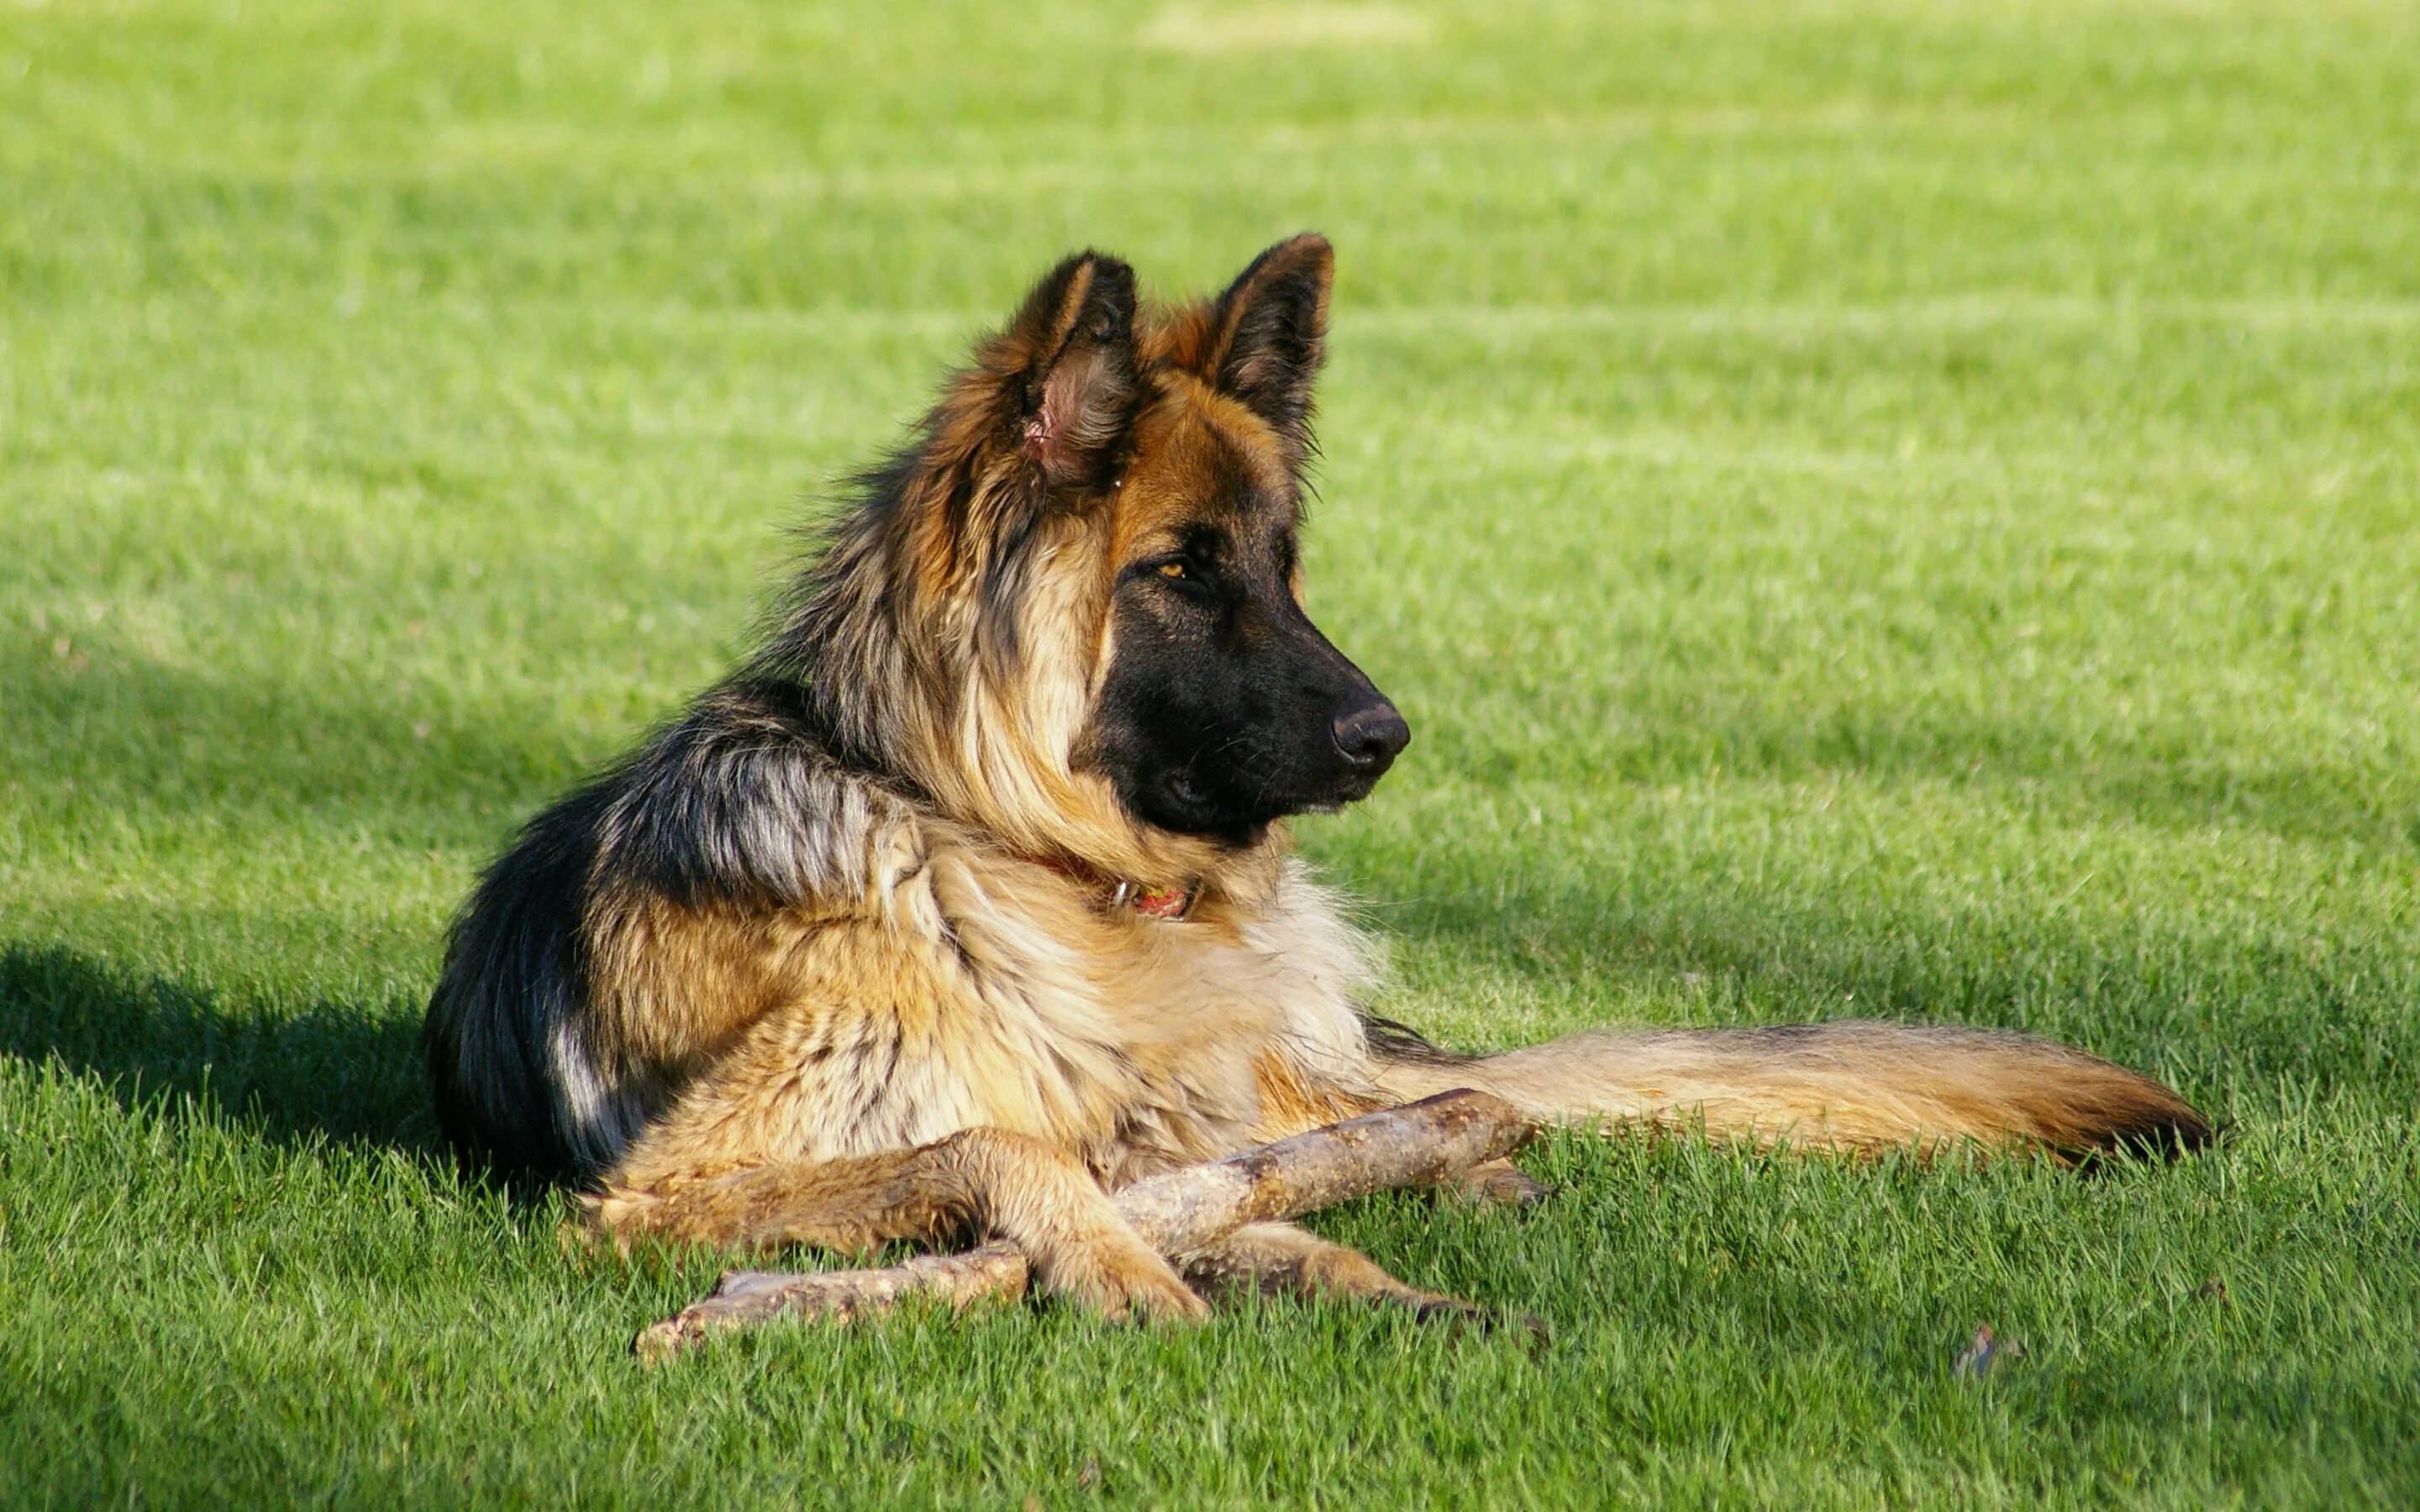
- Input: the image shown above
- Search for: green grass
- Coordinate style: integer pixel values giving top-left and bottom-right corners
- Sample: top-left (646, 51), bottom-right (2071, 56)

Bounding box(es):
top-left (5, 0), bottom-right (2418, 1504)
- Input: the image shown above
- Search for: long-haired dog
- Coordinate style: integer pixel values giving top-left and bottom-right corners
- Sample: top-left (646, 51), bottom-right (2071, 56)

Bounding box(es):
top-left (423, 236), bottom-right (2208, 1320)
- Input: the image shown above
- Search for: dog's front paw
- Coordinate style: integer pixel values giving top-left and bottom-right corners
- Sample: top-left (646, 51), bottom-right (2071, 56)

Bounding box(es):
top-left (1043, 1235), bottom-right (1211, 1324)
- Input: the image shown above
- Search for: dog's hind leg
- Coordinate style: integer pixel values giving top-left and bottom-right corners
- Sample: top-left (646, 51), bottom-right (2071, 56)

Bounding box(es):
top-left (1182, 1221), bottom-right (1494, 1326)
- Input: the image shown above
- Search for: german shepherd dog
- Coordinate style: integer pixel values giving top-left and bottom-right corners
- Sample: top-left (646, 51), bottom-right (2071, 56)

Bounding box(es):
top-left (424, 236), bottom-right (2209, 1321)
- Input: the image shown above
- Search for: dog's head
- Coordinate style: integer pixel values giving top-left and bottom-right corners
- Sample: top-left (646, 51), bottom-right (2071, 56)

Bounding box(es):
top-left (780, 235), bottom-right (1403, 875)
top-left (1085, 238), bottom-right (1407, 843)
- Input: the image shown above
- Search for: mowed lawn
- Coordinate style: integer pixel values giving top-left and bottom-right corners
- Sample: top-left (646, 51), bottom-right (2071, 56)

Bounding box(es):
top-left (5, 0), bottom-right (2419, 1504)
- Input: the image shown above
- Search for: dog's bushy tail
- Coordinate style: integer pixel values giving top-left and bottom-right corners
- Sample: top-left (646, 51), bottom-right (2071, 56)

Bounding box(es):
top-left (1370, 1021), bottom-right (2210, 1160)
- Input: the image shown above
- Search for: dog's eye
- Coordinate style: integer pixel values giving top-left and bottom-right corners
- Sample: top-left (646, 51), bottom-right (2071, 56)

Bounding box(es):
top-left (1134, 554), bottom-right (1213, 594)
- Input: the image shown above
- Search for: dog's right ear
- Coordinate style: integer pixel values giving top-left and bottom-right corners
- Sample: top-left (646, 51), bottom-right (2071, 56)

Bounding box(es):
top-left (981, 251), bottom-right (1142, 496)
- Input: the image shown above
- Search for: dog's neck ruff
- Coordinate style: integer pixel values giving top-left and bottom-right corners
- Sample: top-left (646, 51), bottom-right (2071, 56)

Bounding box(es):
top-left (1033, 855), bottom-right (1197, 921)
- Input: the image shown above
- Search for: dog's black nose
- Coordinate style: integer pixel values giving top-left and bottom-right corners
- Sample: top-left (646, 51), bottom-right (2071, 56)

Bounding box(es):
top-left (1333, 701), bottom-right (1411, 774)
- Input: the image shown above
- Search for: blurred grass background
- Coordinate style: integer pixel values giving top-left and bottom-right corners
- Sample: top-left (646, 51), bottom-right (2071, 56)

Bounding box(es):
top-left (3, 0), bottom-right (2417, 1504)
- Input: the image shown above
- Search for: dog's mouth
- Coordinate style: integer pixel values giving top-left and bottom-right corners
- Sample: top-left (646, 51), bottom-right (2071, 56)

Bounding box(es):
top-left (1144, 768), bottom-right (1234, 837)
top-left (1288, 777), bottom-right (1377, 814)
top-left (1154, 760), bottom-right (1377, 835)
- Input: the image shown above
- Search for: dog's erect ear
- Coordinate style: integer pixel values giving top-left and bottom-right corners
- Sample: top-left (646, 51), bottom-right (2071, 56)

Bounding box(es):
top-left (992, 251), bottom-right (1142, 494)
top-left (1189, 233), bottom-right (1333, 450)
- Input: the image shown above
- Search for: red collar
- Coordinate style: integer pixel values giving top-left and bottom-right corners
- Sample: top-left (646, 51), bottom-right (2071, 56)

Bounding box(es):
top-left (1031, 855), bottom-right (1197, 921)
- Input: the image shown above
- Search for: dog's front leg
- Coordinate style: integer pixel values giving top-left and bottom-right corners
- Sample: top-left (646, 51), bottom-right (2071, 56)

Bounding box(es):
top-left (593, 1127), bottom-right (1207, 1324)
top-left (1182, 1221), bottom-right (1492, 1325)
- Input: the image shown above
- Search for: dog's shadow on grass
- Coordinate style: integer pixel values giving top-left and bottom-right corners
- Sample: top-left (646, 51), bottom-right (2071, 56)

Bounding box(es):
top-left (0, 942), bottom-right (441, 1160)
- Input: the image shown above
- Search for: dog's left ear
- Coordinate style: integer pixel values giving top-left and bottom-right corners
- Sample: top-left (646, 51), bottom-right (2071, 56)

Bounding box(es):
top-left (1186, 233), bottom-right (1334, 454)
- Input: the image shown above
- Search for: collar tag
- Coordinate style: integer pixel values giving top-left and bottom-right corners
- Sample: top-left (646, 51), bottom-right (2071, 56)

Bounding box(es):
top-left (1044, 858), bottom-right (1196, 921)
top-left (1129, 884), bottom-right (1195, 921)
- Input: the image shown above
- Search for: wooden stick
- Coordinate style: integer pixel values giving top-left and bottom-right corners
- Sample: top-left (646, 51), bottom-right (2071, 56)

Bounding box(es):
top-left (635, 1089), bottom-right (1534, 1358)
top-left (1108, 1089), bottom-right (1534, 1252)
